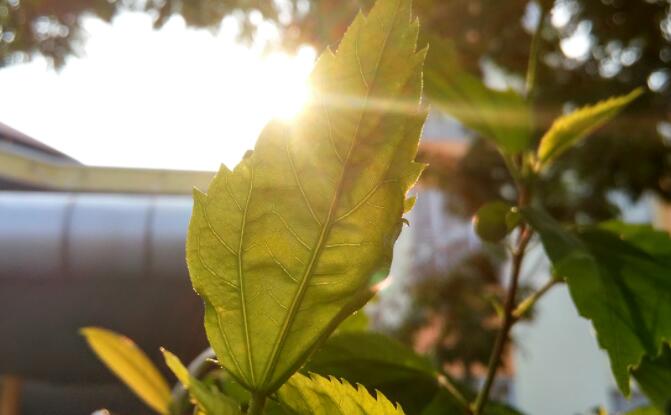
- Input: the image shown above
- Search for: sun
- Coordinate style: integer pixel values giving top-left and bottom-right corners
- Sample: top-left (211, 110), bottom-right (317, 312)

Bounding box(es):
top-left (256, 50), bottom-right (314, 121)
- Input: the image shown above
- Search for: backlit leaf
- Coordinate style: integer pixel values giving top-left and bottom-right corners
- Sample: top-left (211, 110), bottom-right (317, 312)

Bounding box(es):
top-left (424, 36), bottom-right (533, 153)
top-left (536, 88), bottom-right (642, 169)
top-left (162, 348), bottom-right (240, 415)
top-left (186, 0), bottom-right (426, 393)
top-left (81, 327), bottom-right (171, 415)
top-left (522, 208), bottom-right (671, 396)
top-left (277, 373), bottom-right (405, 415)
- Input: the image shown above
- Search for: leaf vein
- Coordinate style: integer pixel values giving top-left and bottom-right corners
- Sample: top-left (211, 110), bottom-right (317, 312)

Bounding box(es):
top-left (287, 141), bottom-right (323, 226)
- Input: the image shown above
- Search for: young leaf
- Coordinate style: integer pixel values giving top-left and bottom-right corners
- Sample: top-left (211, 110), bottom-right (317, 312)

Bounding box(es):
top-left (80, 327), bottom-right (171, 415)
top-left (186, 0), bottom-right (426, 394)
top-left (536, 88), bottom-right (643, 169)
top-left (277, 373), bottom-right (405, 415)
top-left (424, 36), bottom-right (533, 153)
top-left (522, 209), bottom-right (671, 396)
top-left (162, 348), bottom-right (240, 415)
top-left (633, 344), bottom-right (671, 412)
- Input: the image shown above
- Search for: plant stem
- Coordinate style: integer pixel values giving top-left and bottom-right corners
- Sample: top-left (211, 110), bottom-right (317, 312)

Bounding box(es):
top-left (512, 276), bottom-right (561, 321)
top-left (472, 226), bottom-right (533, 415)
top-left (437, 374), bottom-right (472, 414)
top-left (248, 392), bottom-right (267, 415)
top-left (525, 5), bottom-right (547, 99)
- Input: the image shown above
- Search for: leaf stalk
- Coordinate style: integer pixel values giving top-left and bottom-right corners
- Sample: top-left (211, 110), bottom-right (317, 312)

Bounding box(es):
top-left (512, 276), bottom-right (561, 321)
top-left (248, 392), bottom-right (267, 415)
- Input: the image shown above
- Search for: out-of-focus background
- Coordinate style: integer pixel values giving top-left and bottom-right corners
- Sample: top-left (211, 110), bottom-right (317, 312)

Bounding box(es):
top-left (0, 0), bottom-right (669, 414)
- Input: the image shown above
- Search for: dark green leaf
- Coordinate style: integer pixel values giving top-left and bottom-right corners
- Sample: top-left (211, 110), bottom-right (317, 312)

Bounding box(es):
top-left (186, 0), bottom-right (426, 393)
top-left (305, 331), bottom-right (439, 413)
top-left (633, 344), bottom-right (671, 413)
top-left (306, 331), bottom-right (522, 415)
top-left (523, 208), bottom-right (671, 396)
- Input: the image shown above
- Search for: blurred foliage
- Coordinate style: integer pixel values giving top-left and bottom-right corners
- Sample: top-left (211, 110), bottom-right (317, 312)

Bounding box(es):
top-left (2, 0), bottom-right (669, 214)
top-left (6, 0), bottom-right (671, 398)
top-left (393, 251), bottom-right (533, 384)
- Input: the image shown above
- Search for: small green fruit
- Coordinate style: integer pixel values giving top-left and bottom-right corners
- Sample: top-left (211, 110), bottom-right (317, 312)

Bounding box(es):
top-left (473, 201), bottom-right (514, 243)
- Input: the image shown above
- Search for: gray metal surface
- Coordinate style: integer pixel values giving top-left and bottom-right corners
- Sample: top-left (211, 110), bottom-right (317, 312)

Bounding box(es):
top-left (0, 192), bottom-right (208, 390)
top-left (0, 192), bottom-right (192, 281)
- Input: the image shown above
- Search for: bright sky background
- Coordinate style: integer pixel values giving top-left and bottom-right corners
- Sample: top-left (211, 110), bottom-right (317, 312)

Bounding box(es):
top-left (0, 12), bottom-right (316, 171)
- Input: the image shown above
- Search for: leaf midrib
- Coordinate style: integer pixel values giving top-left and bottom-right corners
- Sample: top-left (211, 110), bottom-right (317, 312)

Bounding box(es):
top-left (239, 166), bottom-right (256, 385)
top-left (259, 1), bottom-right (403, 390)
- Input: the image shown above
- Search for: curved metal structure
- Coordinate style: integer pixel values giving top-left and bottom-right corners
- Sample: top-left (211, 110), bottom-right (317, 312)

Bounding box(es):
top-left (0, 192), bottom-right (207, 387)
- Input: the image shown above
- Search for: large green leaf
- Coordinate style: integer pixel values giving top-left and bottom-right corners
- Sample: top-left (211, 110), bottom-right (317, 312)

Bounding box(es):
top-left (277, 373), bottom-right (405, 414)
top-left (633, 344), bottom-right (671, 412)
top-left (80, 327), bottom-right (171, 415)
top-left (162, 349), bottom-right (240, 415)
top-left (186, 0), bottom-right (426, 394)
top-left (522, 208), bottom-right (671, 396)
top-left (536, 88), bottom-right (642, 169)
top-left (424, 36), bottom-right (533, 153)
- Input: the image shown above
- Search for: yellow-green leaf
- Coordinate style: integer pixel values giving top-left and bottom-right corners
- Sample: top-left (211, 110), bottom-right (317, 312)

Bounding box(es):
top-left (536, 88), bottom-right (643, 169)
top-left (424, 36), bottom-right (533, 154)
top-left (186, 0), bottom-right (425, 394)
top-left (277, 373), bottom-right (405, 415)
top-left (80, 327), bottom-right (171, 415)
top-left (162, 348), bottom-right (240, 415)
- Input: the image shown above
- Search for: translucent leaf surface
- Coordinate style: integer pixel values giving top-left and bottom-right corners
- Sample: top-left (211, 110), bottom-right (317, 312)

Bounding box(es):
top-left (277, 373), bottom-right (405, 415)
top-left (81, 327), bottom-right (171, 415)
top-left (162, 349), bottom-right (240, 415)
top-left (186, 0), bottom-right (426, 393)
top-left (523, 209), bottom-right (671, 395)
top-left (536, 88), bottom-right (642, 169)
top-left (424, 36), bottom-right (533, 153)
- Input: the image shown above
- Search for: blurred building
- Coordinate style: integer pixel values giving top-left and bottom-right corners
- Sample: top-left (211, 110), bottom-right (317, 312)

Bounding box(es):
top-left (0, 122), bottom-right (212, 414)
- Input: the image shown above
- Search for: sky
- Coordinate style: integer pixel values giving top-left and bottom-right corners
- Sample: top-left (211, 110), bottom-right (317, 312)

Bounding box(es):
top-left (0, 12), bottom-right (316, 171)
